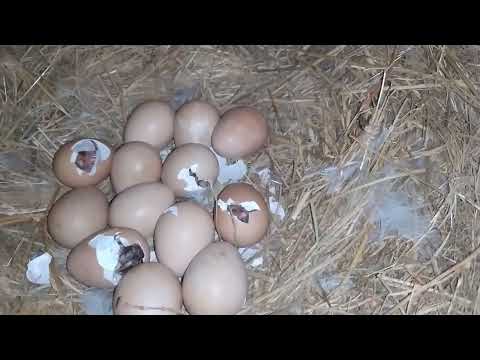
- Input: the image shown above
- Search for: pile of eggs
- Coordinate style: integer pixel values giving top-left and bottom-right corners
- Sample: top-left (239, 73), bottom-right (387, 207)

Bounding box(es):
top-left (47, 99), bottom-right (270, 315)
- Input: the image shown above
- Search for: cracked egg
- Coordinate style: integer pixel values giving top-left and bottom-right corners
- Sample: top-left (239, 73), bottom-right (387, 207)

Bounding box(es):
top-left (113, 263), bottom-right (182, 315)
top-left (160, 143), bottom-right (219, 198)
top-left (52, 138), bottom-right (112, 188)
top-left (215, 182), bottom-right (269, 247)
top-left (67, 227), bottom-right (150, 289)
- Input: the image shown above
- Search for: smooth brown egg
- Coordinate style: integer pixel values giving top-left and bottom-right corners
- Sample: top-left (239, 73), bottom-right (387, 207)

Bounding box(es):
top-left (110, 142), bottom-right (162, 193)
top-left (52, 138), bottom-right (112, 188)
top-left (174, 100), bottom-right (219, 147)
top-left (124, 101), bottom-right (175, 150)
top-left (154, 201), bottom-right (214, 276)
top-left (109, 182), bottom-right (175, 239)
top-left (215, 182), bottom-right (269, 247)
top-left (182, 241), bottom-right (248, 315)
top-left (161, 143), bottom-right (219, 197)
top-left (211, 106), bottom-right (268, 160)
top-left (47, 187), bottom-right (109, 249)
top-left (67, 227), bottom-right (150, 289)
top-left (113, 262), bottom-right (182, 315)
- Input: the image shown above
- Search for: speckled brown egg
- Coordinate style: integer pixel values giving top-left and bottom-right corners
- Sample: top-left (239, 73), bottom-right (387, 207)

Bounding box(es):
top-left (113, 262), bottom-right (182, 315)
top-left (182, 241), bottom-right (248, 315)
top-left (174, 100), bottom-right (219, 147)
top-left (47, 187), bottom-right (109, 249)
top-left (67, 227), bottom-right (150, 289)
top-left (154, 201), bottom-right (214, 276)
top-left (211, 106), bottom-right (268, 160)
top-left (52, 138), bottom-right (113, 188)
top-left (110, 142), bottom-right (162, 193)
top-left (161, 143), bottom-right (219, 198)
top-left (109, 182), bottom-right (175, 239)
top-left (215, 182), bottom-right (269, 247)
top-left (124, 101), bottom-right (175, 150)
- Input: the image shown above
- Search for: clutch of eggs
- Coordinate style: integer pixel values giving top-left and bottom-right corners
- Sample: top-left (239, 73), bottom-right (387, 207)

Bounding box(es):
top-left (48, 98), bottom-right (271, 315)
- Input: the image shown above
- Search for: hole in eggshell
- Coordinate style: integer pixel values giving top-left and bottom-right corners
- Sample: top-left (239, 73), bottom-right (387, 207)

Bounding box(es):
top-left (227, 204), bottom-right (258, 224)
top-left (70, 139), bottom-right (111, 176)
top-left (88, 232), bottom-right (145, 285)
top-left (218, 199), bottom-right (261, 225)
top-left (188, 168), bottom-right (210, 189)
top-left (75, 148), bottom-right (97, 173)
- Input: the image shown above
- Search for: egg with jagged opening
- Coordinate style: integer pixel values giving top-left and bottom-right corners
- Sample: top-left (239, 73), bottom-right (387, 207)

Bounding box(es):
top-left (161, 143), bottom-right (219, 199)
top-left (52, 138), bottom-right (112, 188)
top-left (214, 182), bottom-right (269, 247)
top-left (67, 227), bottom-right (150, 289)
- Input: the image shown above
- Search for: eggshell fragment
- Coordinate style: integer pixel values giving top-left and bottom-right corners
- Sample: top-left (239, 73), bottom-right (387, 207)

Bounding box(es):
top-left (182, 242), bottom-right (248, 315)
top-left (124, 101), bottom-right (175, 150)
top-left (161, 143), bottom-right (219, 198)
top-left (154, 201), bottom-right (214, 276)
top-left (67, 227), bottom-right (150, 289)
top-left (174, 100), bottom-right (219, 147)
top-left (215, 183), bottom-right (269, 247)
top-left (113, 263), bottom-right (182, 315)
top-left (52, 138), bottom-right (112, 188)
top-left (211, 106), bottom-right (268, 160)
top-left (109, 182), bottom-right (175, 239)
top-left (47, 187), bottom-right (109, 249)
top-left (110, 142), bottom-right (162, 193)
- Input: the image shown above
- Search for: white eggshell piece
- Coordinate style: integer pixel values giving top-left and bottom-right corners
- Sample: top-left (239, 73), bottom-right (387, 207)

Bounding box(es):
top-left (26, 252), bottom-right (52, 285)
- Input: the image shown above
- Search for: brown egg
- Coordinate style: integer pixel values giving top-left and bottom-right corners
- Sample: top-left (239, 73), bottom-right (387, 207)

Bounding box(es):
top-left (113, 263), bottom-right (182, 315)
top-left (161, 143), bottom-right (219, 198)
top-left (110, 142), bottom-right (162, 193)
top-left (52, 138), bottom-right (113, 188)
top-left (182, 242), bottom-right (247, 315)
top-left (154, 201), bottom-right (214, 276)
top-left (215, 182), bottom-right (269, 247)
top-left (109, 182), bottom-right (175, 239)
top-left (47, 187), bottom-right (109, 249)
top-left (211, 106), bottom-right (268, 160)
top-left (67, 227), bottom-right (150, 289)
top-left (174, 100), bottom-right (219, 147)
top-left (124, 101), bottom-right (174, 150)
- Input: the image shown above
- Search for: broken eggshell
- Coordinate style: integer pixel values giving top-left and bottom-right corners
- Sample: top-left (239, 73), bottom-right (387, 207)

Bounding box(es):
top-left (52, 138), bottom-right (112, 188)
top-left (160, 143), bottom-right (219, 198)
top-left (154, 201), bottom-right (215, 276)
top-left (26, 252), bottom-right (52, 285)
top-left (211, 148), bottom-right (247, 184)
top-left (215, 182), bottom-right (269, 247)
top-left (67, 227), bottom-right (150, 289)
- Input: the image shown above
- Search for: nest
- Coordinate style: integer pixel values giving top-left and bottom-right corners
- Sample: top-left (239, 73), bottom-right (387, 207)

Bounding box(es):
top-left (1, 45), bottom-right (480, 315)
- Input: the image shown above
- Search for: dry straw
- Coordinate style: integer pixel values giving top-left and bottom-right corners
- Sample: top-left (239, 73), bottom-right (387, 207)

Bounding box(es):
top-left (1, 45), bottom-right (479, 315)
